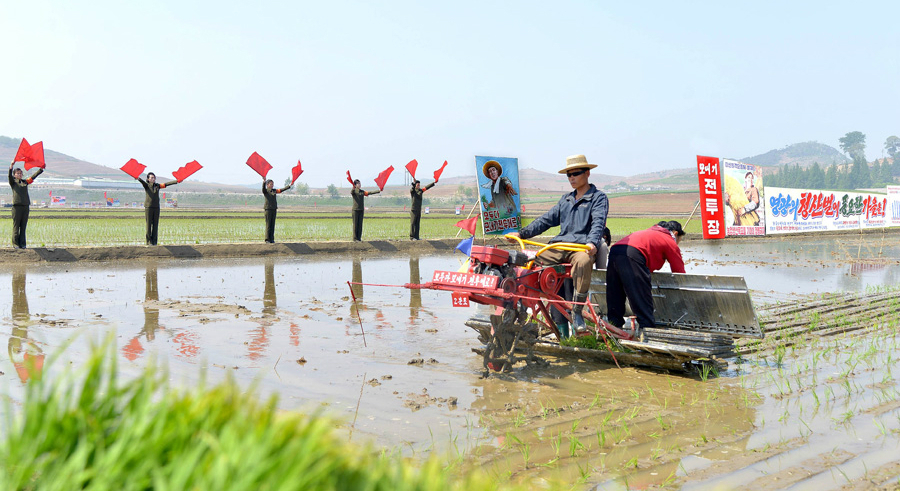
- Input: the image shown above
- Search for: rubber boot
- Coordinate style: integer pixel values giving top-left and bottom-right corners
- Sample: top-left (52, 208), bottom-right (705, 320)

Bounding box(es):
top-left (571, 293), bottom-right (588, 332)
top-left (556, 322), bottom-right (570, 339)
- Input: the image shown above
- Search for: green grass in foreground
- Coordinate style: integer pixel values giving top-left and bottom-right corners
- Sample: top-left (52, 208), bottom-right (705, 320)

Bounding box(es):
top-left (0, 341), bottom-right (524, 490)
top-left (7, 215), bottom-right (701, 247)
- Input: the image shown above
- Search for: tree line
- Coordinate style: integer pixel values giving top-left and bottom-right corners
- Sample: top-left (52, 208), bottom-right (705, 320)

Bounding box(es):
top-left (766, 132), bottom-right (899, 190)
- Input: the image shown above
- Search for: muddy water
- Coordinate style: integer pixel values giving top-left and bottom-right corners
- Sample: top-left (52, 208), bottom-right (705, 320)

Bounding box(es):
top-left (2, 233), bottom-right (900, 489)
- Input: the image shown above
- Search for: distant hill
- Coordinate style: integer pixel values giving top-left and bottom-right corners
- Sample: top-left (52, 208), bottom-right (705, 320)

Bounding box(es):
top-left (1, 136), bottom-right (253, 193)
top-left (1, 135), bottom-right (862, 195)
top-left (1, 135), bottom-right (124, 180)
top-left (741, 141), bottom-right (849, 168)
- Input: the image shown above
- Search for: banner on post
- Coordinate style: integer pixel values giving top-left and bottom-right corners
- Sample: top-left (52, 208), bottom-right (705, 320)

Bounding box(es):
top-left (695, 156), bottom-right (725, 239)
top-left (475, 156), bottom-right (521, 235)
top-left (764, 187), bottom-right (890, 234)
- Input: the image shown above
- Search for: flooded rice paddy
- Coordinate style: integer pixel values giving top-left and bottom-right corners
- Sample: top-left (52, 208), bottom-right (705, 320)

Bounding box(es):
top-left (2, 233), bottom-right (900, 489)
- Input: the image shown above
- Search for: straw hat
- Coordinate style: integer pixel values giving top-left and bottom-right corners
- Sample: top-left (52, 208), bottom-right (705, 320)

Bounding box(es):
top-left (558, 154), bottom-right (597, 174)
top-left (482, 160), bottom-right (502, 178)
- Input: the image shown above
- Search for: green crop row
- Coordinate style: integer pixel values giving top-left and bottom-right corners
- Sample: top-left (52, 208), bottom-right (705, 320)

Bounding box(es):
top-left (5, 216), bottom-right (701, 247)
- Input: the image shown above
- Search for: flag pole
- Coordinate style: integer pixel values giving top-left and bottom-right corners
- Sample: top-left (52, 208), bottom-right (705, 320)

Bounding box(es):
top-left (683, 199), bottom-right (701, 229)
top-left (454, 197), bottom-right (482, 238)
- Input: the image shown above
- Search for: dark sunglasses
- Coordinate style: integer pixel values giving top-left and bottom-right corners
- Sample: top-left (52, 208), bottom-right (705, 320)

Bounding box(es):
top-left (566, 169), bottom-right (586, 178)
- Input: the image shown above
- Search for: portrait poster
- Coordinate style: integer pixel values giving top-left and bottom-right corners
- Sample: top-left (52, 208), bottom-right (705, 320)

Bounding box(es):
top-left (722, 159), bottom-right (765, 236)
top-left (475, 156), bottom-right (521, 235)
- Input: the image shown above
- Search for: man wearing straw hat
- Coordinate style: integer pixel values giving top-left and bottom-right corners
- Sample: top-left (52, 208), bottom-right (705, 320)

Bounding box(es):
top-left (507, 155), bottom-right (608, 334)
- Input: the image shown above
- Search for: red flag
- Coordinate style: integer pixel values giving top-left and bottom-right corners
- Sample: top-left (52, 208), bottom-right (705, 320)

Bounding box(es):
top-left (455, 214), bottom-right (479, 235)
top-left (120, 158), bottom-right (147, 179)
top-left (24, 141), bottom-right (45, 169)
top-left (346, 170), bottom-right (354, 186)
top-left (14, 138), bottom-right (31, 163)
top-left (291, 160), bottom-right (303, 184)
top-left (172, 160), bottom-right (202, 182)
top-left (374, 165), bottom-right (394, 191)
top-left (246, 152), bottom-right (272, 179)
top-left (433, 160), bottom-right (448, 183)
top-left (405, 159), bottom-right (418, 180)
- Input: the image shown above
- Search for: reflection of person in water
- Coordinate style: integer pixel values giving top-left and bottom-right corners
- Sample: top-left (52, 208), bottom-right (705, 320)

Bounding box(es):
top-left (351, 258), bottom-right (363, 299)
top-left (480, 160), bottom-right (517, 217)
top-left (9, 270), bottom-right (44, 383)
top-left (123, 262), bottom-right (161, 361)
top-left (409, 256), bottom-right (422, 321)
top-left (263, 260), bottom-right (277, 316)
top-left (247, 260), bottom-right (275, 360)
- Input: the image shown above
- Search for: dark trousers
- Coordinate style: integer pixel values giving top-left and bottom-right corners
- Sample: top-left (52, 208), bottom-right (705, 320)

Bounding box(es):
top-left (352, 210), bottom-right (364, 241)
top-left (145, 207), bottom-right (160, 245)
top-left (409, 210), bottom-right (421, 239)
top-left (12, 205), bottom-right (29, 248)
top-left (265, 209), bottom-right (277, 243)
top-left (606, 245), bottom-right (655, 328)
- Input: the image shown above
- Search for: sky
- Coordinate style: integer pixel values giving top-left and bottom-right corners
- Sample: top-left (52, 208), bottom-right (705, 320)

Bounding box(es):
top-left (2, 0), bottom-right (899, 187)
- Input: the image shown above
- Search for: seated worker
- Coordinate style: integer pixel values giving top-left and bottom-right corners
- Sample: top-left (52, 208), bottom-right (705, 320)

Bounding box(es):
top-left (507, 154), bottom-right (609, 334)
top-left (605, 220), bottom-right (686, 333)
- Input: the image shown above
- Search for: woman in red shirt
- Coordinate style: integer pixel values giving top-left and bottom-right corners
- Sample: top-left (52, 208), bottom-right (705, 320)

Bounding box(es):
top-left (606, 221), bottom-right (685, 331)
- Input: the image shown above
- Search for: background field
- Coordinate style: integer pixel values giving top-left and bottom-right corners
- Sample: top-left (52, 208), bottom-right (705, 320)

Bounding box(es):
top-left (0, 209), bottom-right (701, 247)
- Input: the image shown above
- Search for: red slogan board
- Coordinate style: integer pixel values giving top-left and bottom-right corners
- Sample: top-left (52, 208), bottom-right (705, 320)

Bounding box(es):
top-left (696, 155), bottom-right (725, 239)
top-left (431, 271), bottom-right (499, 289)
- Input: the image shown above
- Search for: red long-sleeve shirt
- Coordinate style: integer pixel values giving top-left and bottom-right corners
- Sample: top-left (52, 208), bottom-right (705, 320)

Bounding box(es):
top-left (613, 225), bottom-right (685, 273)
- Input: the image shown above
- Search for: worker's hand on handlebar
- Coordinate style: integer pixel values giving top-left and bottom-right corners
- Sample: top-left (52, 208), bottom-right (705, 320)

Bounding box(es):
top-left (587, 243), bottom-right (597, 256)
top-left (506, 232), bottom-right (521, 242)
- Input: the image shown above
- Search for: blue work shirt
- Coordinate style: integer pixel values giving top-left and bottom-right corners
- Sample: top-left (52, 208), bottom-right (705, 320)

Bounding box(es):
top-left (519, 184), bottom-right (609, 248)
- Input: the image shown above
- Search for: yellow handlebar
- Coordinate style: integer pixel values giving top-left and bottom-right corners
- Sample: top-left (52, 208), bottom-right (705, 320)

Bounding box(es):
top-left (503, 234), bottom-right (591, 258)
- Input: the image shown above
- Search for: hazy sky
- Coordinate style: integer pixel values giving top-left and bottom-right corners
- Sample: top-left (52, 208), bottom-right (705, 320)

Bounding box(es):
top-left (2, 1), bottom-right (898, 187)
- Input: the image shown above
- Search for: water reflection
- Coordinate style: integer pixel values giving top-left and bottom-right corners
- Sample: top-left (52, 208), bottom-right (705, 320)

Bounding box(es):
top-left (263, 259), bottom-right (276, 316)
top-left (247, 260), bottom-right (276, 360)
top-left (9, 270), bottom-right (44, 383)
top-left (351, 258), bottom-right (363, 299)
top-left (409, 256), bottom-right (421, 320)
top-left (123, 262), bottom-right (161, 361)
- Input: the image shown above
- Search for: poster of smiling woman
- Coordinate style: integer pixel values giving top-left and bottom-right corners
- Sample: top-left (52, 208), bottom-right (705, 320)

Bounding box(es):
top-left (475, 156), bottom-right (521, 235)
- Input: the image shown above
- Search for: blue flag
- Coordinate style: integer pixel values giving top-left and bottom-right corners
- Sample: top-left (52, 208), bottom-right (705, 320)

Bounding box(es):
top-left (455, 236), bottom-right (473, 256)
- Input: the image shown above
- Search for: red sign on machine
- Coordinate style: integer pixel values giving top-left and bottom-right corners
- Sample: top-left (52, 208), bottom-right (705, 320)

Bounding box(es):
top-left (432, 271), bottom-right (499, 289)
top-left (696, 155), bottom-right (725, 239)
top-left (451, 292), bottom-right (470, 307)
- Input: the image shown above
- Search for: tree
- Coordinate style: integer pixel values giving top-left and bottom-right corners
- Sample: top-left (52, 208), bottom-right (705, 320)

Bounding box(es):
top-left (808, 162), bottom-right (825, 188)
top-left (871, 160), bottom-right (882, 186)
top-left (824, 163), bottom-right (837, 189)
top-left (885, 135), bottom-right (900, 160)
top-left (880, 159), bottom-right (894, 184)
top-left (858, 156), bottom-right (872, 188)
top-left (837, 164), bottom-right (853, 189)
top-left (294, 182), bottom-right (310, 195)
top-left (327, 184), bottom-right (340, 198)
top-left (839, 131), bottom-right (867, 161)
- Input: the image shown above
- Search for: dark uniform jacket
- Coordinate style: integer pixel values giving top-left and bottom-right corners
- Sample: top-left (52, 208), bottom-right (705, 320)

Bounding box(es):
top-left (410, 182), bottom-right (435, 213)
top-left (351, 187), bottom-right (380, 210)
top-left (263, 182), bottom-right (291, 210)
top-left (9, 168), bottom-right (43, 205)
top-left (519, 183), bottom-right (609, 249)
top-left (139, 177), bottom-right (178, 208)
